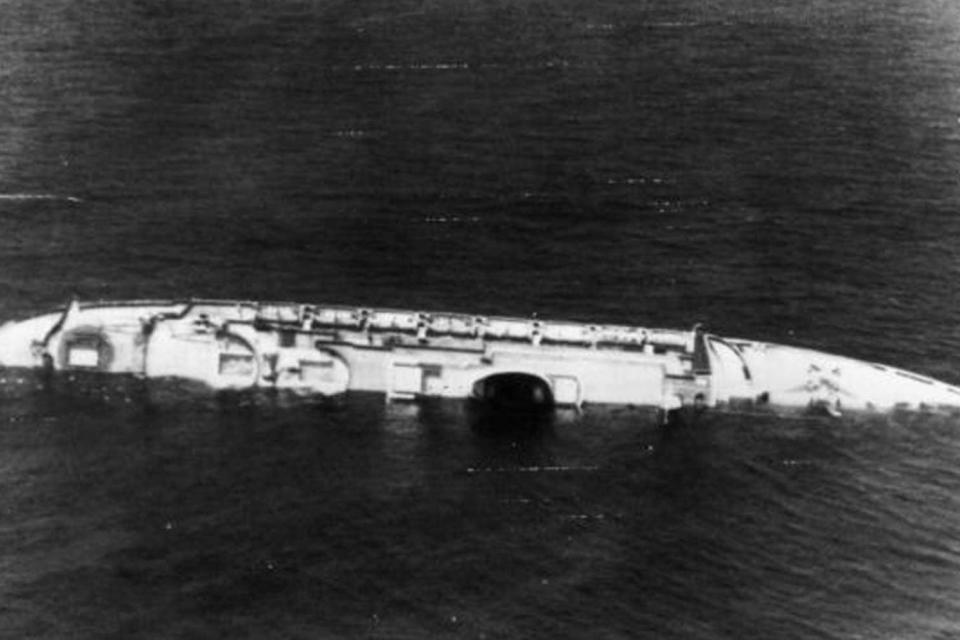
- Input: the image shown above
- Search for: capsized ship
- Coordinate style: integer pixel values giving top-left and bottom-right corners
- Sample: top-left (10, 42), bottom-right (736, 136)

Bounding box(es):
top-left (0, 298), bottom-right (958, 415)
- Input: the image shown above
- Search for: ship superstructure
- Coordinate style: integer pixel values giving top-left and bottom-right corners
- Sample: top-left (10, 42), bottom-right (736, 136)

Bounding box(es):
top-left (0, 298), bottom-right (957, 415)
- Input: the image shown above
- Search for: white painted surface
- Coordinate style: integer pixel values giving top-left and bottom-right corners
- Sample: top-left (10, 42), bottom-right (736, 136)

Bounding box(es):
top-left (2, 299), bottom-right (959, 412)
top-left (67, 346), bottom-right (99, 368)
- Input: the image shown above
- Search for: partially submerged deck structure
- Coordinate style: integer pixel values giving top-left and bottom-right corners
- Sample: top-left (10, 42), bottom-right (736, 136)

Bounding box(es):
top-left (0, 299), bottom-right (958, 415)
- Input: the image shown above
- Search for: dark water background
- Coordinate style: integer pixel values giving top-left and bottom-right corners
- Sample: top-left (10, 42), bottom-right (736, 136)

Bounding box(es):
top-left (2, 1), bottom-right (960, 637)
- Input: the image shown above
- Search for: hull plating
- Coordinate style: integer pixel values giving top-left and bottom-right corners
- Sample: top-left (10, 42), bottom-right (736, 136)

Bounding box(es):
top-left (0, 299), bottom-right (957, 415)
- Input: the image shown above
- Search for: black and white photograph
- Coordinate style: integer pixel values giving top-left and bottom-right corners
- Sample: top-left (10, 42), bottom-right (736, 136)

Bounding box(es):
top-left (1, 0), bottom-right (959, 637)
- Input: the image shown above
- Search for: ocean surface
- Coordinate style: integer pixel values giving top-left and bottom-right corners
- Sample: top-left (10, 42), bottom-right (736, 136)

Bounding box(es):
top-left (2, 1), bottom-right (960, 637)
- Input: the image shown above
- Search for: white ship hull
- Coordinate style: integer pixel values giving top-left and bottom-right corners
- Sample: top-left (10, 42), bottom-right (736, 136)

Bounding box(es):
top-left (0, 299), bottom-right (957, 415)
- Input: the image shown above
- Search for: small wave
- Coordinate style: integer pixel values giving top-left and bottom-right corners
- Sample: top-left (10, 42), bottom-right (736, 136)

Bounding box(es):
top-left (337, 60), bottom-right (573, 73)
top-left (0, 193), bottom-right (81, 203)
top-left (332, 130), bottom-right (370, 139)
top-left (649, 198), bottom-right (710, 209)
top-left (465, 465), bottom-right (599, 474)
top-left (606, 176), bottom-right (667, 185)
top-left (347, 62), bottom-right (470, 72)
top-left (422, 215), bottom-right (480, 224)
top-left (348, 10), bottom-right (427, 28)
top-left (647, 21), bottom-right (708, 29)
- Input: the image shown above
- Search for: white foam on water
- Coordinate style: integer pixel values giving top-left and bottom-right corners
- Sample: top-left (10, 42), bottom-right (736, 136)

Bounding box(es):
top-left (347, 62), bottom-right (470, 72)
top-left (465, 465), bottom-right (599, 474)
top-left (422, 215), bottom-right (480, 224)
top-left (584, 23), bottom-right (616, 31)
top-left (337, 60), bottom-right (578, 73)
top-left (0, 193), bottom-right (81, 203)
top-left (648, 21), bottom-right (710, 28)
top-left (606, 176), bottom-right (667, 185)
